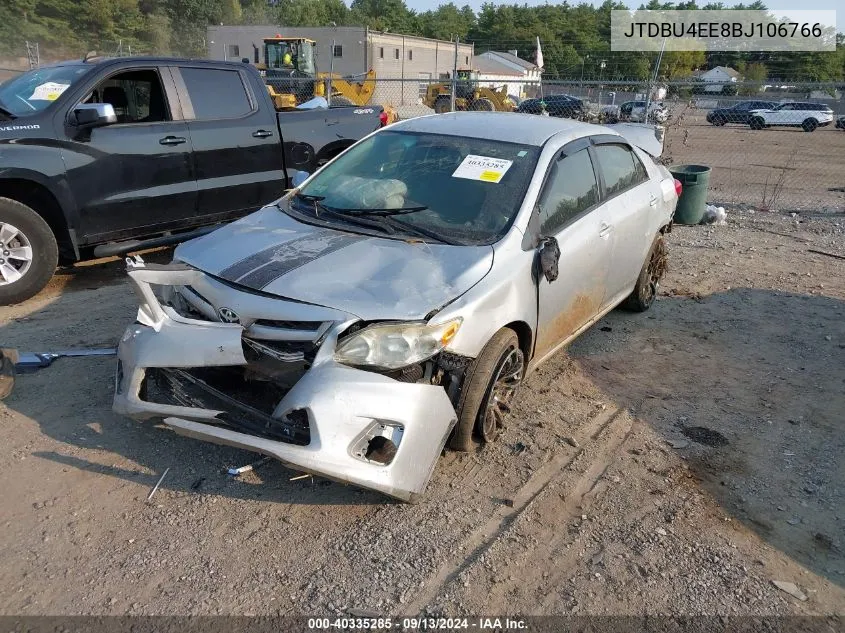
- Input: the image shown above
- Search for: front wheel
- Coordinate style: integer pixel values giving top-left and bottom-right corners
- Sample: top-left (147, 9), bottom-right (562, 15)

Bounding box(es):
top-left (449, 328), bottom-right (524, 452)
top-left (802, 118), bottom-right (818, 132)
top-left (470, 98), bottom-right (495, 111)
top-left (621, 234), bottom-right (667, 312)
top-left (0, 197), bottom-right (58, 305)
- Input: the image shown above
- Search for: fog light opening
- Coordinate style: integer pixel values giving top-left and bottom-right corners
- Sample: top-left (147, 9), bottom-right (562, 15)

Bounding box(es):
top-left (365, 435), bottom-right (398, 465)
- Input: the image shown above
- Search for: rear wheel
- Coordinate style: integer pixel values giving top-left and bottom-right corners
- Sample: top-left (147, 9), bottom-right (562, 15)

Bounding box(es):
top-left (802, 118), bottom-right (818, 132)
top-left (749, 117), bottom-right (765, 130)
top-left (622, 234), bottom-right (667, 312)
top-left (0, 197), bottom-right (58, 306)
top-left (449, 328), bottom-right (524, 452)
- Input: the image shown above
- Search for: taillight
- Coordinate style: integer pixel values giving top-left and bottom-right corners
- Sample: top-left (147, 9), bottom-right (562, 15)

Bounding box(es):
top-left (379, 112), bottom-right (388, 127)
top-left (674, 178), bottom-right (682, 197)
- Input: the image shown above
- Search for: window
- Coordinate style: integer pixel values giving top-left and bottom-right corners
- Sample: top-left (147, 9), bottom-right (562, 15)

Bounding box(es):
top-left (395, 48), bottom-right (400, 59)
top-left (180, 67), bottom-right (252, 120)
top-left (333, 44), bottom-right (343, 58)
top-left (0, 64), bottom-right (91, 116)
top-left (594, 144), bottom-right (648, 197)
top-left (379, 47), bottom-right (384, 59)
top-left (539, 149), bottom-right (599, 233)
top-left (228, 44), bottom-right (240, 58)
top-left (84, 69), bottom-right (170, 124)
top-left (408, 49), bottom-right (413, 60)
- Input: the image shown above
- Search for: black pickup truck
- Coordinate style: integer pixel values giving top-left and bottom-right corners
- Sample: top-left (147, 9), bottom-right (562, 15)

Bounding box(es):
top-left (0, 56), bottom-right (389, 304)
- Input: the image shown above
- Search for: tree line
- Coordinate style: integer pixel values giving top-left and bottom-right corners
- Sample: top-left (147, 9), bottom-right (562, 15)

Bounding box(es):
top-left (2, 0), bottom-right (843, 82)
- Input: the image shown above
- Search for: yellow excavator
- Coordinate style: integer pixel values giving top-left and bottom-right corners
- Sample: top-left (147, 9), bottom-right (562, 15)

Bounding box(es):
top-left (256, 35), bottom-right (380, 110)
top-left (423, 69), bottom-right (516, 113)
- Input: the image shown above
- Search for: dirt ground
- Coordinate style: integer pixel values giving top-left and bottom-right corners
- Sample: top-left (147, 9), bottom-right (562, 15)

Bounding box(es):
top-left (0, 209), bottom-right (843, 619)
top-left (663, 106), bottom-right (845, 213)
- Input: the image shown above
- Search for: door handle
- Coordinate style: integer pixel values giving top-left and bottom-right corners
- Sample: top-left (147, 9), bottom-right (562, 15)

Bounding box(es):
top-left (599, 222), bottom-right (612, 238)
top-left (649, 194), bottom-right (659, 207)
top-left (159, 136), bottom-right (187, 146)
top-left (252, 129), bottom-right (273, 138)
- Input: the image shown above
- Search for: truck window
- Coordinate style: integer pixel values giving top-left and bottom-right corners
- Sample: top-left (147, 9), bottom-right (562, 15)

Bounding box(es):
top-left (82, 69), bottom-right (170, 124)
top-left (180, 68), bottom-right (253, 120)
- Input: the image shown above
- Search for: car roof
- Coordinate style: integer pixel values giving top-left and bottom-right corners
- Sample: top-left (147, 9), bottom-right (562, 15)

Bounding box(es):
top-left (388, 112), bottom-right (616, 147)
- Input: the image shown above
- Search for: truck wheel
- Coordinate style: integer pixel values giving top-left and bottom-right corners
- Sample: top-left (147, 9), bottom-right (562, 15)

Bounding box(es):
top-left (0, 197), bottom-right (58, 305)
top-left (801, 118), bottom-right (818, 132)
top-left (749, 117), bottom-right (765, 130)
top-left (449, 328), bottom-right (524, 452)
top-left (470, 98), bottom-right (495, 111)
top-left (621, 234), bottom-right (667, 312)
top-left (434, 97), bottom-right (451, 114)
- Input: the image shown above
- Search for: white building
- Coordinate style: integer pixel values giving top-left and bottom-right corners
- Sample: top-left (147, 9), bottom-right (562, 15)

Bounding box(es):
top-left (473, 50), bottom-right (541, 98)
top-left (695, 66), bottom-right (742, 93)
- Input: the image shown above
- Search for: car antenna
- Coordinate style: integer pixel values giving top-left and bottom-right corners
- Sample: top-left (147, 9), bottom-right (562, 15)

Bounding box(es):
top-left (83, 50), bottom-right (99, 63)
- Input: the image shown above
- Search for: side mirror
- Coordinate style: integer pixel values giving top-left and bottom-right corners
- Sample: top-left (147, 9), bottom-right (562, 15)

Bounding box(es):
top-left (72, 103), bottom-right (116, 129)
top-left (538, 236), bottom-right (561, 283)
top-left (291, 170), bottom-right (310, 187)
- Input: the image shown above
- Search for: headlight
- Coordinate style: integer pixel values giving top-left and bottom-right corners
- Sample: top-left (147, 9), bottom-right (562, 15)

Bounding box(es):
top-left (334, 318), bottom-right (462, 370)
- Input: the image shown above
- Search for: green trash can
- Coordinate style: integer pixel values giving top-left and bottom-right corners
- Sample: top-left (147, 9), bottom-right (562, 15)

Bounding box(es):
top-left (669, 164), bottom-right (711, 225)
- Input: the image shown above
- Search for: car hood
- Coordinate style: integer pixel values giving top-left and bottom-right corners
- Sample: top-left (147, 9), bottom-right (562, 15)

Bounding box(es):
top-left (174, 205), bottom-right (495, 321)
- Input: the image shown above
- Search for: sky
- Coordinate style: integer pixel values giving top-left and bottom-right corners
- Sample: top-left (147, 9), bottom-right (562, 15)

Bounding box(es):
top-left (402, 0), bottom-right (844, 33)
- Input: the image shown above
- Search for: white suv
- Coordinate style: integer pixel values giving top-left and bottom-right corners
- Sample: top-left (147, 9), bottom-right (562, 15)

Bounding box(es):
top-left (748, 102), bottom-right (834, 132)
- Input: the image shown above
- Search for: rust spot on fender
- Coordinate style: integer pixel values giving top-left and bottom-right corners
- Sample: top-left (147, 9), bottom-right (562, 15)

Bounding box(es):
top-left (536, 292), bottom-right (603, 355)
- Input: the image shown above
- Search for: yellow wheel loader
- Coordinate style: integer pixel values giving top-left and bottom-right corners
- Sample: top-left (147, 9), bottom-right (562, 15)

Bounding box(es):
top-left (255, 36), bottom-right (396, 122)
top-left (423, 69), bottom-right (516, 114)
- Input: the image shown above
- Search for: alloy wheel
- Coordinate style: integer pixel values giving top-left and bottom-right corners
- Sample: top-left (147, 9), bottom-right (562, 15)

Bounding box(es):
top-left (0, 222), bottom-right (34, 286)
top-left (479, 346), bottom-right (524, 442)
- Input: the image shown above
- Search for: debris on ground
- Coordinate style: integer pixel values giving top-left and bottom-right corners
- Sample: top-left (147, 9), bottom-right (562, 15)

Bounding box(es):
top-left (771, 580), bottom-right (808, 601)
top-left (702, 204), bottom-right (728, 226)
top-left (227, 456), bottom-right (271, 476)
top-left (146, 468), bottom-right (170, 502)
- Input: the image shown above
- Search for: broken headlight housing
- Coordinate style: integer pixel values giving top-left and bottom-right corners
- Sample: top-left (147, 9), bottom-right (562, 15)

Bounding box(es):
top-left (334, 318), bottom-right (462, 370)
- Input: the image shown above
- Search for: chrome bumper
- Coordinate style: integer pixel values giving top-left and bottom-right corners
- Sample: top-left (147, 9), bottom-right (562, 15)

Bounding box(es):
top-left (112, 262), bottom-right (458, 502)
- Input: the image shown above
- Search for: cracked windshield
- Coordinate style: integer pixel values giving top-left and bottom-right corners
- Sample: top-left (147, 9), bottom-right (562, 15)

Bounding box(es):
top-left (292, 130), bottom-right (540, 245)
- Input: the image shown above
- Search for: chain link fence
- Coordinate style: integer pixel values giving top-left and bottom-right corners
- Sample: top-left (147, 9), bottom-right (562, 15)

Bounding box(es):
top-left (301, 76), bottom-right (844, 213)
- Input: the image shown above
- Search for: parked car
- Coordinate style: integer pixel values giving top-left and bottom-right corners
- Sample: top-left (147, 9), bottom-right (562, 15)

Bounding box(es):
top-left (706, 100), bottom-right (778, 125)
top-left (517, 94), bottom-right (585, 118)
top-left (0, 56), bottom-right (389, 304)
top-left (748, 102), bottom-right (834, 132)
top-left (619, 101), bottom-right (669, 124)
top-left (836, 115), bottom-right (845, 129)
top-left (112, 112), bottom-right (680, 502)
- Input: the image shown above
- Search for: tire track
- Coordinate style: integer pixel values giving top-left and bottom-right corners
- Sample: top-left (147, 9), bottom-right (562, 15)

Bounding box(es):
top-left (402, 405), bottom-right (626, 615)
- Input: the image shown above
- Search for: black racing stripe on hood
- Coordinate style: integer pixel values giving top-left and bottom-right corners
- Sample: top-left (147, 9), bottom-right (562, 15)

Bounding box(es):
top-left (219, 230), bottom-right (334, 282)
top-left (226, 232), bottom-right (363, 290)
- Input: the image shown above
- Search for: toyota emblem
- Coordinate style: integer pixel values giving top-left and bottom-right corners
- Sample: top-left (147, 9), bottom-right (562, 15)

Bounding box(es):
top-left (217, 307), bottom-right (240, 324)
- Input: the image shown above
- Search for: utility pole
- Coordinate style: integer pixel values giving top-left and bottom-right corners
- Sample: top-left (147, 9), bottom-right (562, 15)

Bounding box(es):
top-left (451, 36), bottom-right (458, 112)
top-left (25, 41), bottom-right (40, 69)
top-left (328, 39), bottom-right (336, 107)
top-left (645, 37), bottom-right (667, 123)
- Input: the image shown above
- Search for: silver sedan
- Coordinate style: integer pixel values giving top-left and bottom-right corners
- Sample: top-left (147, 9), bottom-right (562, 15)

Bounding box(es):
top-left (113, 112), bottom-right (680, 502)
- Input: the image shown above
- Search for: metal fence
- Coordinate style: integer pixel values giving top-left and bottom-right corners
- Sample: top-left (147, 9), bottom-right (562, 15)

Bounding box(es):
top-left (314, 77), bottom-right (843, 213)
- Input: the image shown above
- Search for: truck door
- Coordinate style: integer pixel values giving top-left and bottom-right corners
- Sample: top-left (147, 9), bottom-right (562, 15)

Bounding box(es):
top-left (61, 65), bottom-right (198, 242)
top-left (171, 65), bottom-right (286, 221)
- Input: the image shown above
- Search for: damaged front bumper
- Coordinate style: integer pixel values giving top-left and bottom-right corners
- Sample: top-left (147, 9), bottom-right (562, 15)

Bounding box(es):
top-left (112, 261), bottom-right (458, 502)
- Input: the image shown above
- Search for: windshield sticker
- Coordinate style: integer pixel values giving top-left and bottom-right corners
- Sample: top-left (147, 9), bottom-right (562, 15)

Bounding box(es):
top-left (28, 82), bottom-right (70, 101)
top-left (517, 151), bottom-right (528, 157)
top-left (452, 155), bottom-right (514, 183)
